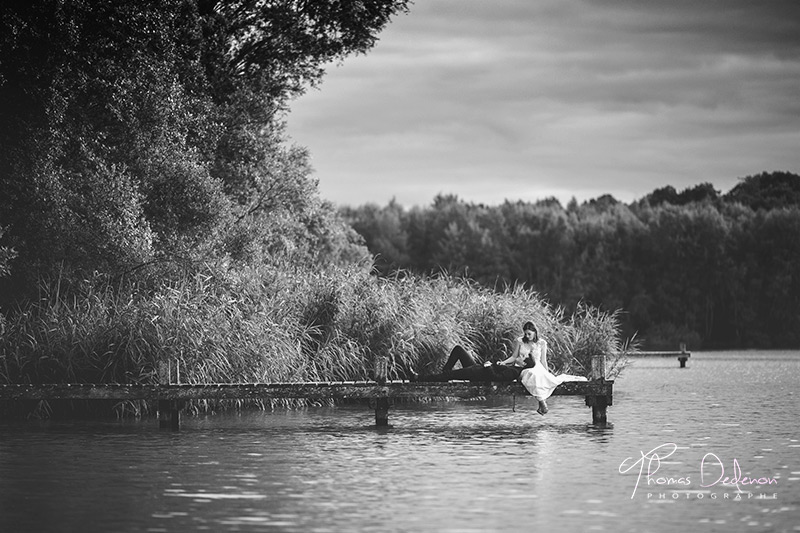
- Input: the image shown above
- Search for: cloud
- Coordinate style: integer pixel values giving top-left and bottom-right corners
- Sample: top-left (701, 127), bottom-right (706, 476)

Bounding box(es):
top-left (287, 0), bottom-right (800, 207)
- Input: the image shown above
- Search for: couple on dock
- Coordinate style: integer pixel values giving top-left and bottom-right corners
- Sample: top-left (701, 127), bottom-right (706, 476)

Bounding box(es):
top-left (410, 321), bottom-right (587, 415)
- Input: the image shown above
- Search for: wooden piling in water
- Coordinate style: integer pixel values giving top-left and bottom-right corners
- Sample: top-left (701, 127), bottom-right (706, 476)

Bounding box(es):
top-left (375, 397), bottom-right (390, 427)
top-left (585, 355), bottom-right (611, 425)
top-left (678, 343), bottom-right (689, 368)
top-left (157, 360), bottom-right (180, 430)
top-left (373, 356), bottom-right (390, 426)
top-left (158, 399), bottom-right (181, 430)
top-left (587, 395), bottom-right (609, 425)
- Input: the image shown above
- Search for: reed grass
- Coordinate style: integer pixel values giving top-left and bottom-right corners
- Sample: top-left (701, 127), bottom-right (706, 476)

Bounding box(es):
top-left (0, 263), bottom-right (630, 417)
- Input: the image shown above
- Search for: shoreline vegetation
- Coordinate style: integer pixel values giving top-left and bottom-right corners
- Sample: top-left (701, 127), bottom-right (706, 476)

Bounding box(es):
top-left (0, 262), bottom-right (630, 418)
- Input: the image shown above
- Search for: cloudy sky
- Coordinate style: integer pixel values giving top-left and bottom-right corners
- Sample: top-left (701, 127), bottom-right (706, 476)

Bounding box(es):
top-left (286, 0), bottom-right (800, 208)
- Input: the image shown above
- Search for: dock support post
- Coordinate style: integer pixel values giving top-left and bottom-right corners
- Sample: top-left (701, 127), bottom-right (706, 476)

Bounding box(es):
top-left (373, 355), bottom-right (390, 426)
top-left (591, 355), bottom-right (606, 381)
top-left (158, 399), bottom-right (181, 430)
top-left (375, 397), bottom-right (390, 427)
top-left (678, 343), bottom-right (688, 368)
top-left (586, 355), bottom-right (609, 426)
top-left (157, 360), bottom-right (180, 430)
top-left (589, 395), bottom-right (608, 425)
top-left (374, 356), bottom-right (388, 385)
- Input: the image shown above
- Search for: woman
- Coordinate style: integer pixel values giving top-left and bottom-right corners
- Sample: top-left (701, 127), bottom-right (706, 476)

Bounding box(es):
top-left (515, 322), bottom-right (587, 416)
top-left (499, 320), bottom-right (541, 369)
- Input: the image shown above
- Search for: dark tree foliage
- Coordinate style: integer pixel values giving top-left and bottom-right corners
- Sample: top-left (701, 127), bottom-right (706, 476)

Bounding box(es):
top-left (0, 227), bottom-right (15, 279)
top-left (0, 0), bottom-right (406, 300)
top-left (344, 174), bottom-right (800, 349)
top-left (644, 186), bottom-right (679, 206)
top-left (643, 183), bottom-right (720, 207)
top-left (341, 199), bottom-right (410, 273)
top-left (678, 183), bottom-right (720, 204)
top-left (724, 171), bottom-right (800, 210)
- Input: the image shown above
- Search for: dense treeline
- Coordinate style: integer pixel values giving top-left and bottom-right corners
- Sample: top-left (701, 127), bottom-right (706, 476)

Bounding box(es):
top-left (343, 172), bottom-right (800, 349)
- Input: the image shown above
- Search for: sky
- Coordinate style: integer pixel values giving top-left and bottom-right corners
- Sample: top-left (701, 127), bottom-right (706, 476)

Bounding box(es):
top-left (286, 0), bottom-right (800, 208)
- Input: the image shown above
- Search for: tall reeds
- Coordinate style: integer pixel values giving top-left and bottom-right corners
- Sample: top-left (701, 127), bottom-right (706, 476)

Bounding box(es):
top-left (0, 263), bottom-right (629, 415)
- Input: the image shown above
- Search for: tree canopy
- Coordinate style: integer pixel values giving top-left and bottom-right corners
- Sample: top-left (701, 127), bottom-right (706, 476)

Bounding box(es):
top-left (0, 0), bottom-right (408, 299)
top-left (724, 171), bottom-right (800, 210)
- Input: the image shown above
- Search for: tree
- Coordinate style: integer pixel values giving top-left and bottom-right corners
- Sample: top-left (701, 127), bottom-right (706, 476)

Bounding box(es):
top-left (677, 183), bottom-right (719, 204)
top-left (0, 0), bottom-right (407, 298)
top-left (341, 199), bottom-right (411, 274)
top-left (0, 226), bottom-right (16, 279)
top-left (643, 186), bottom-right (679, 206)
top-left (724, 171), bottom-right (800, 210)
top-left (737, 208), bottom-right (800, 346)
top-left (642, 184), bottom-right (719, 207)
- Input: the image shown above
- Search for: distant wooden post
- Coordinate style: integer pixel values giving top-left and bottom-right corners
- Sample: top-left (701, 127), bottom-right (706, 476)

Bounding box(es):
top-left (586, 354), bottom-right (609, 425)
top-left (678, 343), bottom-right (689, 368)
top-left (157, 360), bottom-right (180, 430)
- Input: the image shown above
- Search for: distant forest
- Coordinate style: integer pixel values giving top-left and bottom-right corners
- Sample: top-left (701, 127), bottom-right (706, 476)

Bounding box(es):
top-left (342, 171), bottom-right (800, 349)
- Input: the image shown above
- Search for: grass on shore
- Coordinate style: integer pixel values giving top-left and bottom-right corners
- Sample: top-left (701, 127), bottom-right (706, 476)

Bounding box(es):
top-left (0, 263), bottom-right (630, 417)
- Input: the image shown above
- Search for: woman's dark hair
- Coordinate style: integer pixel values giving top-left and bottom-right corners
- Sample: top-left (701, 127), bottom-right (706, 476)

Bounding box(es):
top-left (522, 321), bottom-right (538, 342)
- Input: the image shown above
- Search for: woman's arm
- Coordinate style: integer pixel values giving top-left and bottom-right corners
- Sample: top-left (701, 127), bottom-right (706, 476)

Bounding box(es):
top-left (498, 341), bottom-right (520, 365)
top-left (540, 340), bottom-right (548, 371)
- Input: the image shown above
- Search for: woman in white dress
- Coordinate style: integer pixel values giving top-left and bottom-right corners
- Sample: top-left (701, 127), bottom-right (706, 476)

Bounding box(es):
top-left (499, 321), bottom-right (587, 415)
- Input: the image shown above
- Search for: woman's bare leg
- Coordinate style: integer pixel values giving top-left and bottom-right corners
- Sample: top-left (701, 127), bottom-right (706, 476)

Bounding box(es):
top-left (537, 399), bottom-right (549, 415)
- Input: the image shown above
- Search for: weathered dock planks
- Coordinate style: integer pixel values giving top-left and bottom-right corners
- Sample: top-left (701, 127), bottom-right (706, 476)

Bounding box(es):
top-left (0, 380), bottom-right (611, 401)
top-left (0, 380), bottom-right (613, 427)
top-left (0, 355), bottom-right (615, 428)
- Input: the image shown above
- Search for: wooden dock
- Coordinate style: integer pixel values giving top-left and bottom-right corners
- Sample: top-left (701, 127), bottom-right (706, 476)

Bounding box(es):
top-left (0, 356), bottom-right (614, 428)
top-left (629, 343), bottom-right (691, 367)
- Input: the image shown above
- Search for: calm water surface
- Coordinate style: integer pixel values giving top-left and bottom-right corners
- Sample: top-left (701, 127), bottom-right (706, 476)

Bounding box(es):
top-left (1, 350), bottom-right (799, 532)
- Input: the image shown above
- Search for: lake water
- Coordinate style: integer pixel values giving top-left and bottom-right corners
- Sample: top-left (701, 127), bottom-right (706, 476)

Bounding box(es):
top-left (1, 350), bottom-right (799, 532)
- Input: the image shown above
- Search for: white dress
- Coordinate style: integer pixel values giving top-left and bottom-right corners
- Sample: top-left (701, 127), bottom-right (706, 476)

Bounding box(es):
top-left (518, 338), bottom-right (587, 400)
